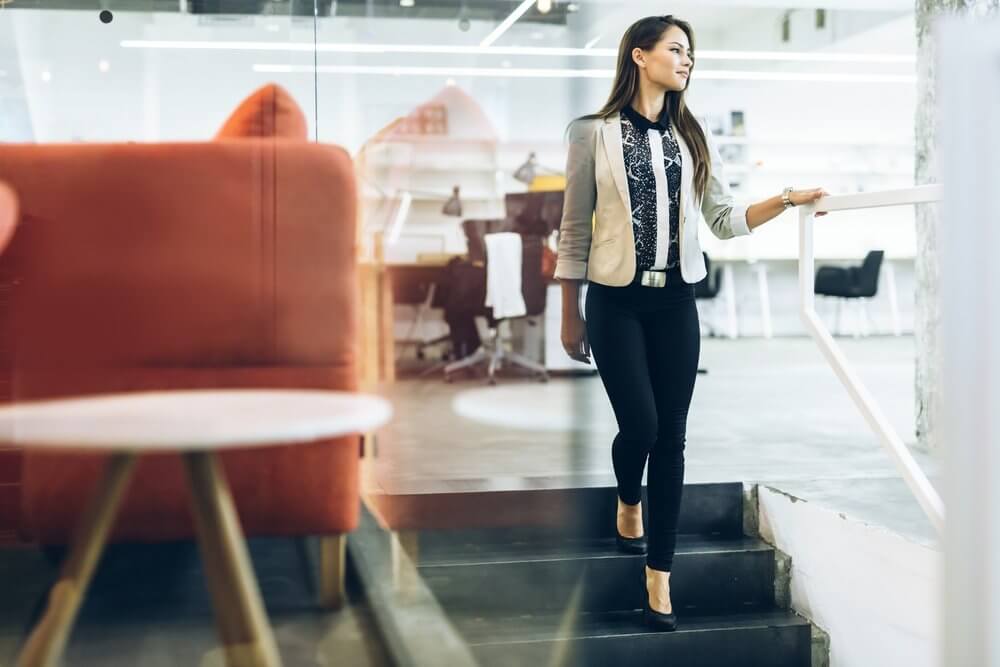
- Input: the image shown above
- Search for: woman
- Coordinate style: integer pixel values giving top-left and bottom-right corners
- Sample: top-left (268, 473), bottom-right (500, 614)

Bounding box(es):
top-left (554, 15), bottom-right (827, 632)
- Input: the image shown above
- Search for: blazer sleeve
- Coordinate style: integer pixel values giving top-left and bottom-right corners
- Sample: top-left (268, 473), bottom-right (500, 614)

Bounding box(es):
top-left (699, 116), bottom-right (752, 240)
top-left (554, 119), bottom-right (597, 281)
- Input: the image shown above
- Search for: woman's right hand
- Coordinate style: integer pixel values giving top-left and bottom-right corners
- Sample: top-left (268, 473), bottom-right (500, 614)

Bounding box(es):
top-left (561, 314), bottom-right (591, 364)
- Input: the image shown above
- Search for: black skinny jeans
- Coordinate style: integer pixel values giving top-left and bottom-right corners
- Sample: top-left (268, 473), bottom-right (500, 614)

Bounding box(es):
top-left (585, 267), bottom-right (700, 572)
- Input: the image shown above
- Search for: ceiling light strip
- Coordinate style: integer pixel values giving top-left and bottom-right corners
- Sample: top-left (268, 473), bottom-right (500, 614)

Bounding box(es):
top-left (479, 0), bottom-right (537, 48)
top-left (253, 63), bottom-right (916, 83)
top-left (122, 39), bottom-right (916, 64)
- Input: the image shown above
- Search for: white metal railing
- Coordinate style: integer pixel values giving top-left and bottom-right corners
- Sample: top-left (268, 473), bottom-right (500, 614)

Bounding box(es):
top-left (798, 184), bottom-right (945, 535)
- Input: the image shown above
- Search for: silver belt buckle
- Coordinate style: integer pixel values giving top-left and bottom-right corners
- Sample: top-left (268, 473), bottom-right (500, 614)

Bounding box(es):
top-left (640, 270), bottom-right (666, 288)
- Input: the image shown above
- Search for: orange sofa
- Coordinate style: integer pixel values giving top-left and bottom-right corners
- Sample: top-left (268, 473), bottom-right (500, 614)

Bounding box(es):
top-left (0, 85), bottom-right (360, 606)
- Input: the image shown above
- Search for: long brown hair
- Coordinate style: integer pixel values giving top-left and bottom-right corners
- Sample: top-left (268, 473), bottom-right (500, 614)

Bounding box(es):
top-left (578, 15), bottom-right (711, 203)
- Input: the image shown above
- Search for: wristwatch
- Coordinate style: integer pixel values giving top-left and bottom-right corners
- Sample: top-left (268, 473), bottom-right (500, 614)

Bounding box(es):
top-left (782, 187), bottom-right (795, 209)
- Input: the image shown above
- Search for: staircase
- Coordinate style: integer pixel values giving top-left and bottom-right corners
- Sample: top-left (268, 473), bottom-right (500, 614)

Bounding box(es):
top-left (399, 482), bottom-right (824, 667)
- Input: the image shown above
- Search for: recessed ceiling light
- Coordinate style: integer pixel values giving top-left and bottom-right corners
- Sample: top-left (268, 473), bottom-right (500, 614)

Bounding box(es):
top-left (537, 0), bottom-right (552, 14)
top-left (400, 0), bottom-right (415, 6)
top-left (122, 40), bottom-right (916, 65)
top-left (41, 70), bottom-right (52, 83)
top-left (254, 63), bottom-right (918, 85)
top-left (98, 59), bottom-right (110, 73)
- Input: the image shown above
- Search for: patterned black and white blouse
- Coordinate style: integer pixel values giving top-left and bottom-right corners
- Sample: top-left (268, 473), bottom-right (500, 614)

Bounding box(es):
top-left (620, 104), bottom-right (682, 271)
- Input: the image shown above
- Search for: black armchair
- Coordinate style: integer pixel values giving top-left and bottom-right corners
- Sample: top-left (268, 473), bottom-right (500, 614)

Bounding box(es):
top-left (814, 250), bottom-right (884, 336)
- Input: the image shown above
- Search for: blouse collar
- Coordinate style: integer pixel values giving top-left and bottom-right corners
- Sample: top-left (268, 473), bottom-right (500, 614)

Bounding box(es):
top-left (621, 104), bottom-right (669, 133)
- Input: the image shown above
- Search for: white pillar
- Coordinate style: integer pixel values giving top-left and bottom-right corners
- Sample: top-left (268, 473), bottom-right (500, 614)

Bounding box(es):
top-left (939, 17), bottom-right (1000, 667)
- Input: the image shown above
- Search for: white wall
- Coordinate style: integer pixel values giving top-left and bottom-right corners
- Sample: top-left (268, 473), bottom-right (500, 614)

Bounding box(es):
top-left (758, 485), bottom-right (941, 667)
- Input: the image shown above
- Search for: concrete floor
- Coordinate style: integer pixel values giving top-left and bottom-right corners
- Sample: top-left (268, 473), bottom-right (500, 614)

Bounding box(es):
top-left (373, 336), bottom-right (941, 549)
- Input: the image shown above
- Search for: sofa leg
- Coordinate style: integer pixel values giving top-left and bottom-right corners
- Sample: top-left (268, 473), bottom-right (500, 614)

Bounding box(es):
top-left (318, 534), bottom-right (347, 610)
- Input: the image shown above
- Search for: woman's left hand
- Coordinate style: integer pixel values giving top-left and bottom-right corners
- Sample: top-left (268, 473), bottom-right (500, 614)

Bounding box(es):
top-left (791, 188), bottom-right (830, 216)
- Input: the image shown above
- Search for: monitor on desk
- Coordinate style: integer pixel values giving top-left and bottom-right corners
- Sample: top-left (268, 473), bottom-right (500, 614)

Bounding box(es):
top-left (504, 191), bottom-right (564, 236)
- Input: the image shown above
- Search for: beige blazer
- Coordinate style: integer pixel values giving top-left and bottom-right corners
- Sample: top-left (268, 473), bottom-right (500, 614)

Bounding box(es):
top-left (554, 112), bottom-right (752, 286)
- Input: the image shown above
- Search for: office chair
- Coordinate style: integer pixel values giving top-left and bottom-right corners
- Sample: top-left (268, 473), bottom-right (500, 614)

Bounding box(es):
top-left (814, 250), bottom-right (884, 337)
top-left (694, 251), bottom-right (724, 338)
top-left (443, 220), bottom-right (549, 385)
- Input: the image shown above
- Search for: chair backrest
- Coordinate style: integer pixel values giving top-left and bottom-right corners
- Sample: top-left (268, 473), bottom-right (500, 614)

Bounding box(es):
top-left (694, 251), bottom-right (721, 299)
top-left (0, 141), bottom-right (359, 396)
top-left (515, 234), bottom-right (547, 317)
top-left (856, 250), bottom-right (884, 297)
top-left (459, 221), bottom-right (546, 318)
top-left (462, 218), bottom-right (509, 264)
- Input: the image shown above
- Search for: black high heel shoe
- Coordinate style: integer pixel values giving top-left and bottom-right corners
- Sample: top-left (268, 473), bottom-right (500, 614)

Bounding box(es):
top-left (615, 530), bottom-right (648, 555)
top-left (616, 501), bottom-right (647, 554)
top-left (642, 569), bottom-right (678, 632)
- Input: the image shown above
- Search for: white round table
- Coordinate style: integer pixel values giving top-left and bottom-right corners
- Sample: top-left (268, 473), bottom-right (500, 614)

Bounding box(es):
top-left (3, 390), bottom-right (392, 667)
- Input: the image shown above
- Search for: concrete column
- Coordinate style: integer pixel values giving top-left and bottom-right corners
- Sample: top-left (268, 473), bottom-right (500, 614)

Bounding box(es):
top-left (914, 0), bottom-right (998, 451)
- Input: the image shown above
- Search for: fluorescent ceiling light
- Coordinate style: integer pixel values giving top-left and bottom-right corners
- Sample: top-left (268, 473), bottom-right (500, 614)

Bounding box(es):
top-left (121, 40), bottom-right (916, 64)
top-left (253, 63), bottom-right (916, 83)
top-left (480, 0), bottom-right (536, 48)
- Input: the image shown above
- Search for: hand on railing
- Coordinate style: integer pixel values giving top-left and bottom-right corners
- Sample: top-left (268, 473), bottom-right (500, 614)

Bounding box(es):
top-left (789, 188), bottom-right (830, 216)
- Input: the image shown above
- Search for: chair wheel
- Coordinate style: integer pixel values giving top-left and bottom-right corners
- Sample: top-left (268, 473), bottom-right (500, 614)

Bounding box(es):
top-left (488, 377), bottom-right (497, 386)
top-left (538, 373), bottom-right (549, 383)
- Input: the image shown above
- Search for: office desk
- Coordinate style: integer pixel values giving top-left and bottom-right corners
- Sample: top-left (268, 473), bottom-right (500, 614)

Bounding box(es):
top-left (359, 257), bottom-right (464, 386)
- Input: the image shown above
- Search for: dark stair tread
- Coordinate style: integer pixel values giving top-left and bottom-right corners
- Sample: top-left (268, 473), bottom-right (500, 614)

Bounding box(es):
top-left (418, 535), bottom-right (772, 567)
top-left (453, 608), bottom-right (811, 646)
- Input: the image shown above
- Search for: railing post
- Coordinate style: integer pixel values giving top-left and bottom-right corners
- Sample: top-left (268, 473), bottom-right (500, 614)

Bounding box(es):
top-left (798, 205), bottom-right (816, 318)
top-left (796, 189), bottom-right (944, 537)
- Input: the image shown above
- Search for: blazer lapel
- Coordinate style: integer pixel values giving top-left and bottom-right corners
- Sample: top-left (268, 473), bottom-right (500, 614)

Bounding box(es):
top-left (601, 114), bottom-right (631, 212)
top-left (675, 126), bottom-right (694, 226)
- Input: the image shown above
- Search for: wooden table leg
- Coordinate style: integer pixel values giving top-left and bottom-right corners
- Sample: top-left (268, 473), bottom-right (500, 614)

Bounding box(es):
top-left (183, 452), bottom-right (282, 667)
top-left (17, 453), bottom-right (137, 667)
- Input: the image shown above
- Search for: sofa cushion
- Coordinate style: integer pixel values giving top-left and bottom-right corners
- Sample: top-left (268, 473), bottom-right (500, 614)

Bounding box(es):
top-left (215, 84), bottom-right (308, 140)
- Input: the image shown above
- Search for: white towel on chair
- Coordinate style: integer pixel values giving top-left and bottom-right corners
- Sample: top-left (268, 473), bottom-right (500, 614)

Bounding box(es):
top-left (484, 232), bottom-right (527, 320)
